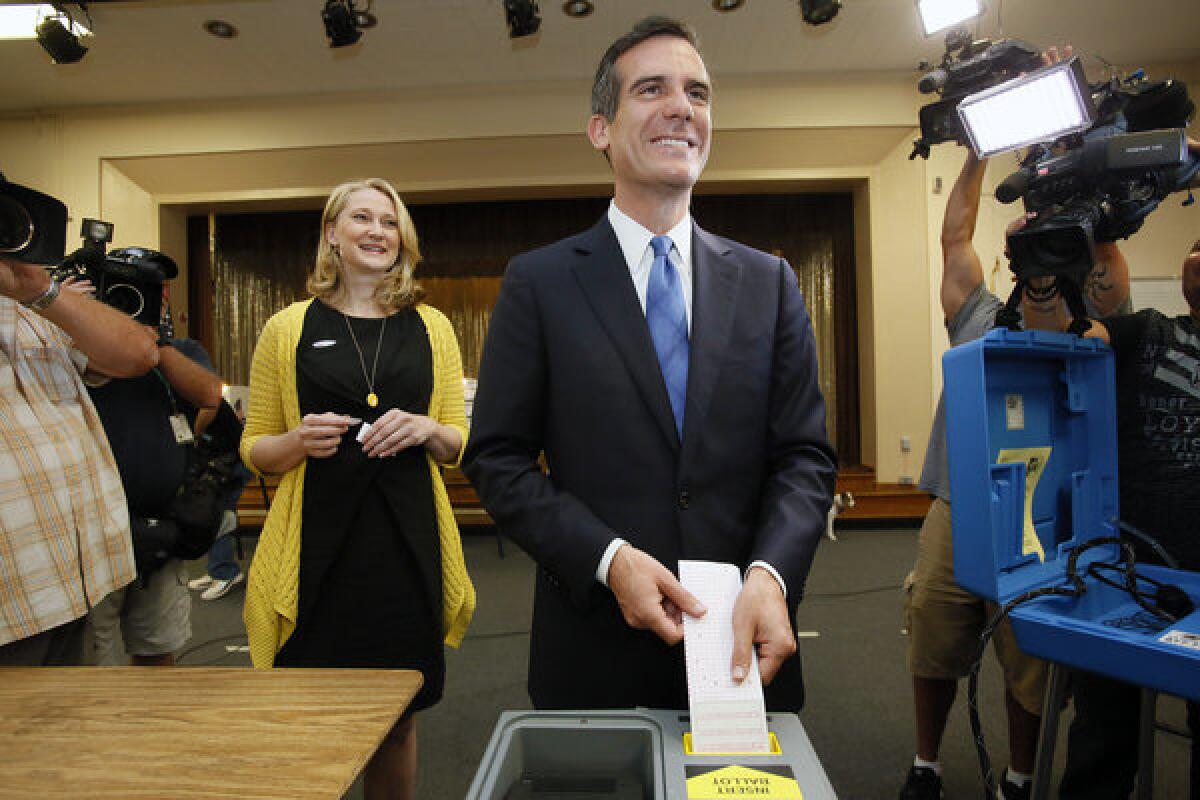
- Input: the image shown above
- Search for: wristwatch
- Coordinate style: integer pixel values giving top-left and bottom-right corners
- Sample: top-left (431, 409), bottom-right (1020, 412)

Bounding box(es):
top-left (21, 277), bottom-right (61, 313)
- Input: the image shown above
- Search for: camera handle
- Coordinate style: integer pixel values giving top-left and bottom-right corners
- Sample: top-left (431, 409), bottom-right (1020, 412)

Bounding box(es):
top-left (1057, 278), bottom-right (1092, 337)
top-left (993, 278), bottom-right (1092, 336)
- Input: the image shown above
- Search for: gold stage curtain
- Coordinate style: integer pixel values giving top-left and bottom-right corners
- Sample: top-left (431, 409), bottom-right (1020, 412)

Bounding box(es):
top-left (421, 277), bottom-right (502, 379)
top-left (210, 213), bottom-right (316, 385)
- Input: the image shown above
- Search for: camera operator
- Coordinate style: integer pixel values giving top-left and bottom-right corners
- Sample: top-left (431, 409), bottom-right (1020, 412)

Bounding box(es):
top-left (1063, 144), bottom-right (1200, 799)
top-left (0, 254), bottom-right (159, 666)
top-left (83, 282), bottom-right (224, 667)
top-left (900, 139), bottom-right (1131, 800)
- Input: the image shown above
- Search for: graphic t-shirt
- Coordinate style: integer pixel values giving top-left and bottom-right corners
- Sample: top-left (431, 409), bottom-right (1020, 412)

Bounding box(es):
top-left (1104, 309), bottom-right (1200, 567)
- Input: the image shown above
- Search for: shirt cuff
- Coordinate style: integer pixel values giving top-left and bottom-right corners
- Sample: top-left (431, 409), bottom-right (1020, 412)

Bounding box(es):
top-left (596, 537), bottom-right (627, 586)
top-left (748, 560), bottom-right (787, 600)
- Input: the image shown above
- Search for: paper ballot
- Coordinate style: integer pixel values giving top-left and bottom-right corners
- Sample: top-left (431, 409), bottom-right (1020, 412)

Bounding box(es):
top-left (680, 560), bottom-right (771, 754)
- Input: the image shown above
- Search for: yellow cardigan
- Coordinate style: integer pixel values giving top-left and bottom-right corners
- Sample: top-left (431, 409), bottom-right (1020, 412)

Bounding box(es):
top-left (239, 298), bottom-right (476, 668)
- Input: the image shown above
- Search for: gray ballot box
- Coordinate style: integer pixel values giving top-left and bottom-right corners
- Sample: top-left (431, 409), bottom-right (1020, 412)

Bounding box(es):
top-left (466, 708), bottom-right (837, 800)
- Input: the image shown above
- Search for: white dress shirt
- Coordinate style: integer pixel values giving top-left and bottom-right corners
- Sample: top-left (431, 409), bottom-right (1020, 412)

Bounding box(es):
top-left (594, 201), bottom-right (787, 599)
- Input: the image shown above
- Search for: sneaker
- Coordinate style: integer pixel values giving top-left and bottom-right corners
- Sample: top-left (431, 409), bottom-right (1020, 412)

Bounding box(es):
top-left (997, 775), bottom-right (1031, 800)
top-left (187, 574), bottom-right (214, 591)
top-left (899, 766), bottom-right (944, 800)
top-left (200, 571), bottom-right (245, 601)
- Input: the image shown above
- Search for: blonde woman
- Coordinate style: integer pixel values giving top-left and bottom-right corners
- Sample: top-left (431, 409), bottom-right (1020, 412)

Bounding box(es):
top-left (240, 179), bottom-right (475, 799)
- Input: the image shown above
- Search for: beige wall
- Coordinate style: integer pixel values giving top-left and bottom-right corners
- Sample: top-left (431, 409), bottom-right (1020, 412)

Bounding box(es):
top-left (3, 60), bottom-right (1197, 482)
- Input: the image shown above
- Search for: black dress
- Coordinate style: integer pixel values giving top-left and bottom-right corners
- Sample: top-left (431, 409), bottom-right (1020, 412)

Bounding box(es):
top-left (275, 299), bottom-right (444, 712)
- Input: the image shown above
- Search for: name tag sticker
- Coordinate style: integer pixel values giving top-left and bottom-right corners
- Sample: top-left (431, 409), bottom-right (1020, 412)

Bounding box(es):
top-left (312, 339), bottom-right (337, 348)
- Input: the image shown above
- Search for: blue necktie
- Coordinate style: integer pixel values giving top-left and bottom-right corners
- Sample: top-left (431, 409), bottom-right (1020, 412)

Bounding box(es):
top-left (645, 235), bottom-right (689, 438)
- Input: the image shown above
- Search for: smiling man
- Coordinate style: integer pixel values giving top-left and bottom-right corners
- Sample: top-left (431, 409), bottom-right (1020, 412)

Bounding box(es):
top-left (464, 16), bottom-right (836, 711)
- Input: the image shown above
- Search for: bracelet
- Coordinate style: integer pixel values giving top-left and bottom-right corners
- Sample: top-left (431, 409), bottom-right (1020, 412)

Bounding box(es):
top-left (21, 277), bottom-right (61, 313)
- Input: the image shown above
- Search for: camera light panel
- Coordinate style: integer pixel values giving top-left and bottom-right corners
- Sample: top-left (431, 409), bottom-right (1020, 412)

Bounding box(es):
top-left (917, 0), bottom-right (982, 37)
top-left (958, 58), bottom-right (1095, 158)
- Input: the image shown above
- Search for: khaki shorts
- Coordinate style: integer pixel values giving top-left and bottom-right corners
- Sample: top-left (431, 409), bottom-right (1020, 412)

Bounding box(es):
top-left (88, 559), bottom-right (191, 661)
top-left (905, 498), bottom-right (1047, 715)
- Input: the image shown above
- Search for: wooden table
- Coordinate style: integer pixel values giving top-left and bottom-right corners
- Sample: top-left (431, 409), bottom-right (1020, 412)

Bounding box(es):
top-left (0, 667), bottom-right (422, 799)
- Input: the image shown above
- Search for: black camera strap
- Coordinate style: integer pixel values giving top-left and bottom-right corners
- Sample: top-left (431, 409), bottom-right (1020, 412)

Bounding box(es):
top-left (994, 280), bottom-right (1026, 331)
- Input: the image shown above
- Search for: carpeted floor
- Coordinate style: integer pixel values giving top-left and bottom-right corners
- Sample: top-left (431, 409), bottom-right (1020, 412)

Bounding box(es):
top-left (176, 526), bottom-right (1193, 799)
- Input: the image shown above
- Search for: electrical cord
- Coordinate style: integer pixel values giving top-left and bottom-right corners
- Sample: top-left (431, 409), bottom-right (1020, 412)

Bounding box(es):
top-left (966, 584), bottom-right (1085, 800)
top-left (966, 532), bottom-right (1192, 799)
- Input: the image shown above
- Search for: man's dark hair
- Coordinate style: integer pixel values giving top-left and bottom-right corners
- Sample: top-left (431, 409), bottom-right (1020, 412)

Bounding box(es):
top-left (590, 16), bottom-right (700, 122)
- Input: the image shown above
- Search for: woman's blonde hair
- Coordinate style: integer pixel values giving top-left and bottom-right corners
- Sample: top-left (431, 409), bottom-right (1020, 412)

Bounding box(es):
top-left (308, 178), bottom-right (425, 311)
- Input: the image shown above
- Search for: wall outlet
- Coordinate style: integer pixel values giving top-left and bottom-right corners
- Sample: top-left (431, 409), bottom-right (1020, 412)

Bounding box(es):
top-left (900, 435), bottom-right (911, 452)
top-left (898, 475), bottom-right (915, 485)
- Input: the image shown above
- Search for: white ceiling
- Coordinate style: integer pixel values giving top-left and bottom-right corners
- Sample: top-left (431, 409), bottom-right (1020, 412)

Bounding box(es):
top-left (0, 0), bottom-right (1197, 113)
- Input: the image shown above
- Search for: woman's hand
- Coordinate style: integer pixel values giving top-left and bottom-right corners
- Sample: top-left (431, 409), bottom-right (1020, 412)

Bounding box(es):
top-left (360, 409), bottom-right (437, 458)
top-left (294, 412), bottom-right (355, 459)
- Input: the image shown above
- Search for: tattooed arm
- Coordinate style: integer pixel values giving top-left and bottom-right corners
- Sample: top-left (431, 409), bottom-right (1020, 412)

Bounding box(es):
top-left (1084, 242), bottom-right (1130, 316)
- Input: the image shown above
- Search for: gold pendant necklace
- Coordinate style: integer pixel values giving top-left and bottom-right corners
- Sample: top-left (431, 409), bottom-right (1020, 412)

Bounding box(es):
top-left (342, 312), bottom-right (387, 408)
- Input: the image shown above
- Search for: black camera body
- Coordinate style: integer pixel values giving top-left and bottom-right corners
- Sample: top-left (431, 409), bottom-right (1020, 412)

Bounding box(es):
top-left (911, 35), bottom-right (1044, 160)
top-left (998, 76), bottom-right (1199, 286)
top-left (0, 173), bottom-right (68, 265)
top-left (52, 222), bottom-right (178, 327)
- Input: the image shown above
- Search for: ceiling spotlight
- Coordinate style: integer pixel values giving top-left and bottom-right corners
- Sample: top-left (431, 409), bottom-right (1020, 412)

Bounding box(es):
top-left (504, 0), bottom-right (541, 38)
top-left (712, 0), bottom-right (745, 10)
top-left (562, 0), bottom-right (593, 17)
top-left (37, 14), bottom-right (87, 63)
top-left (322, 0), bottom-right (362, 48)
top-left (203, 19), bottom-right (238, 39)
top-left (917, 0), bottom-right (982, 37)
top-left (799, 0), bottom-right (840, 25)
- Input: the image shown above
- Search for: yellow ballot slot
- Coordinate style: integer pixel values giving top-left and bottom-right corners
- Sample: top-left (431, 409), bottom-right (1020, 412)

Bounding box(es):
top-left (685, 764), bottom-right (803, 799)
top-left (995, 446), bottom-right (1052, 562)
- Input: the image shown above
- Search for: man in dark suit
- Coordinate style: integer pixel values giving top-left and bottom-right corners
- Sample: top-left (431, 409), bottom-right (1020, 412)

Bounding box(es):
top-left (463, 16), bottom-right (837, 711)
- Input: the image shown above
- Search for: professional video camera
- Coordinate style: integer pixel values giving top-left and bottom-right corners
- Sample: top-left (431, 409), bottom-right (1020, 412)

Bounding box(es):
top-left (0, 173), bottom-right (68, 265)
top-left (910, 31), bottom-right (1043, 160)
top-left (52, 221), bottom-right (178, 327)
top-left (995, 74), bottom-right (1199, 324)
top-left (1, 173), bottom-right (176, 327)
top-left (134, 399), bottom-right (246, 575)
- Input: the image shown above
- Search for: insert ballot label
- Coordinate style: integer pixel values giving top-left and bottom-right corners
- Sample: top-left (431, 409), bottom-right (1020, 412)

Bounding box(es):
top-left (685, 765), bottom-right (802, 798)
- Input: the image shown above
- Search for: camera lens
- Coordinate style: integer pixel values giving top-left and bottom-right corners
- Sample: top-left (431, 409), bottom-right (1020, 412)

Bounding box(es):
top-left (1030, 229), bottom-right (1084, 268)
top-left (0, 195), bottom-right (35, 254)
top-left (103, 283), bottom-right (145, 318)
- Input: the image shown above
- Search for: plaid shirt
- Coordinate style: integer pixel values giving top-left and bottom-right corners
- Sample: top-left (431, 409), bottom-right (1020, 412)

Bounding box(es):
top-left (0, 296), bottom-right (135, 646)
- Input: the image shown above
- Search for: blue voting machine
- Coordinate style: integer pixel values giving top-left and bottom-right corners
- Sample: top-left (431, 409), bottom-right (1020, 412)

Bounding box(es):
top-left (944, 328), bottom-right (1200, 701)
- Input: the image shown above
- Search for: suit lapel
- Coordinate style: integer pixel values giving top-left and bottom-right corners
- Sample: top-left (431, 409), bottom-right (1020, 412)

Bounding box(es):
top-left (682, 225), bottom-right (742, 464)
top-left (571, 218), bottom-right (680, 452)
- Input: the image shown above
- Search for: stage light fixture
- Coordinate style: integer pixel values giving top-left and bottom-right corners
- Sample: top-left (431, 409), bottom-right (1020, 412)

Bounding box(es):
top-left (321, 0), bottom-right (362, 48)
top-left (957, 57), bottom-right (1095, 158)
top-left (712, 0), bottom-right (745, 11)
top-left (799, 0), bottom-right (840, 25)
top-left (562, 0), bottom-right (593, 17)
top-left (504, 0), bottom-right (541, 38)
top-left (37, 14), bottom-right (87, 64)
top-left (917, 0), bottom-right (982, 36)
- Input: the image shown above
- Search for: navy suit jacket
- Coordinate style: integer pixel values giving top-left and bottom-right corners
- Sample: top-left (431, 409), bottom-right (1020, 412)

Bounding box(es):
top-left (464, 217), bottom-right (837, 710)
